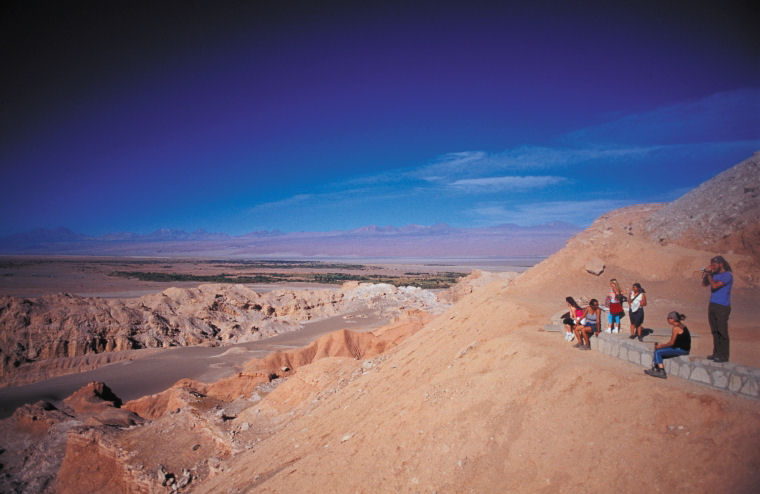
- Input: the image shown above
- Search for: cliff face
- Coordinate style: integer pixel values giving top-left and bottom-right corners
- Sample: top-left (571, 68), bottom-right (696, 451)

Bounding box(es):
top-left (0, 282), bottom-right (448, 386)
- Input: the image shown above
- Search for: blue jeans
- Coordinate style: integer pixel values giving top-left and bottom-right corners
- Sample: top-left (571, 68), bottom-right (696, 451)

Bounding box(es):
top-left (653, 347), bottom-right (688, 365)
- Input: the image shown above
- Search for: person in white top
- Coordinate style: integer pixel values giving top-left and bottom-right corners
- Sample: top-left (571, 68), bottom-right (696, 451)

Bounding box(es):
top-left (628, 282), bottom-right (647, 341)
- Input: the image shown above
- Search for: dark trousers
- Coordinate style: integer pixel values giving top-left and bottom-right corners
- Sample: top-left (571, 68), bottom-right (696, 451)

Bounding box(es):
top-left (708, 302), bottom-right (731, 360)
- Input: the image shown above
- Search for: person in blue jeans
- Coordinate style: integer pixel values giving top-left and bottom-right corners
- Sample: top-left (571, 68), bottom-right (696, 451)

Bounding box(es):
top-left (645, 311), bottom-right (691, 379)
top-left (703, 255), bottom-right (733, 362)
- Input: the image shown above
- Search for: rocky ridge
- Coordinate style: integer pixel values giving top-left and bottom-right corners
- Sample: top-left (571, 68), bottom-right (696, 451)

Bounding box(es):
top-left (0, 282), bottom-right (448, 386)
top-left (642, 151), bottom-right (760, 260)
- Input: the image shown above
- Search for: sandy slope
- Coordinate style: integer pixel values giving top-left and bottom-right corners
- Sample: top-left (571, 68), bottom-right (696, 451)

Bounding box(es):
top-left (196, 277), bottom-right (760, 493)
top-left (194, 158), bottom-right (760, 493)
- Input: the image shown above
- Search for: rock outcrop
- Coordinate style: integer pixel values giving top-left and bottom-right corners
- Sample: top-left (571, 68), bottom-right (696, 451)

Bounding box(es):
top-left (0, 381), bottom-right (147, 494)
top-left (0, 313), bottom-right (430, 493)
top-left (642, 151), bottom-right (760, 260)
top-left (0, 282), bottom-right (448, 386)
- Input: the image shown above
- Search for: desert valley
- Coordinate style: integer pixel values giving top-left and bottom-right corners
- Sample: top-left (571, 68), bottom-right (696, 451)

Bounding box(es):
top-left (0, 152), bottom-right (759, 493)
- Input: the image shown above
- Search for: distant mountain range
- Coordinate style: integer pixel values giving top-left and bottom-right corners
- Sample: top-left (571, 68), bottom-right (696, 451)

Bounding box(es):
top-left (0, 222), bottom-right (582, 258)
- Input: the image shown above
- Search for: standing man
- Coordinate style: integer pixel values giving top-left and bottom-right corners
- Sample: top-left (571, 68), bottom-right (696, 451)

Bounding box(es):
top-left (703, 255), bottom-right (733, 362)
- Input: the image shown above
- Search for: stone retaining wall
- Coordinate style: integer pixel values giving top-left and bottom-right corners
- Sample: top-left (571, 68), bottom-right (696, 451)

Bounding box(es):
top-left (546, 325), bottom-right (760, 400)
top-left (592, 333), bottom-right (760, 400)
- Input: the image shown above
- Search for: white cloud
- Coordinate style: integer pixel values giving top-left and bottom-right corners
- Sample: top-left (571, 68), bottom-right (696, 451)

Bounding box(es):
top-left (449, 175), bottom-right (566, 192)
top-left (470, 199), bottom-right (633, 226)
top-left (243, 89), bottom-right (760, 229)
top-left (413, 145), bottom-right (659, 183)
top-left (246, 193), bottom-right (313, 213)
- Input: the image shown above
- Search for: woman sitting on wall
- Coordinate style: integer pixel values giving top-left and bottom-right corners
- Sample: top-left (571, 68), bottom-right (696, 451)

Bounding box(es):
top-left (645, 311), bottom-right (691, 379)
top-left (575, 299), bottom-right (601, 350)
top-left (562, 296), bottom-right (584, 342)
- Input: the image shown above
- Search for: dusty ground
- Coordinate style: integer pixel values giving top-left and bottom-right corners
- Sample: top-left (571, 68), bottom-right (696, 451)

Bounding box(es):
top-left (179, 199), bottom-right (760, 493)
top-left (191, 275), bottom-right (760, 494)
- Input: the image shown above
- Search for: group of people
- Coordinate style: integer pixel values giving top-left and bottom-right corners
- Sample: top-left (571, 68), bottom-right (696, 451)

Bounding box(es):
top-left (559, 255), bottom-right (734, 380)
top-left (561, 279), bottom-right (648, 350)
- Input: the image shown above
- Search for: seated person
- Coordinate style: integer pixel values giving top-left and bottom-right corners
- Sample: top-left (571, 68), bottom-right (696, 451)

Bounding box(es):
top-left (645, 311), bottom-right (691, 379)
top-left (574, 299), bottom-right (601, 350)
top-left (562, 296), bottom-right (584, 342)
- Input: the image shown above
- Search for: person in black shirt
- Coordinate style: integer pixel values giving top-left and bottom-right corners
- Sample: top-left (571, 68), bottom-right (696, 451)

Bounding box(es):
top-left (645, 311), bottom-right (691, 379)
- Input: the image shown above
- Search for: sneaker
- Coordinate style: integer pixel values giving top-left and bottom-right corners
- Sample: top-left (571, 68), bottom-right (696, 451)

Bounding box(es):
top-left (629, 334), bottom-right (636, 339)
top-left (568, 333), bottom-right (575, 342)
top-left (573, 343), bottom-right (582, 348)
top-left (644, 368), bottom-right (667, 379)
top-left (583, 345), bottom-right (591, 351)
top-left (637, 336), bottom-right (644, 342)
top-left (706, 354), bottom-right (716, 361)
top-left (612, 328), bottom-right (619, 334)
top-left (712, 357), bottom-right (728, 363)
top-left (604, 328), bottom-right (612, 334)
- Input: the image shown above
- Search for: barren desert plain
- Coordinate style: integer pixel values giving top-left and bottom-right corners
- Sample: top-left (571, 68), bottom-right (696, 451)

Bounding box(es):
top-left (0, 153), bottom-right (759, 493)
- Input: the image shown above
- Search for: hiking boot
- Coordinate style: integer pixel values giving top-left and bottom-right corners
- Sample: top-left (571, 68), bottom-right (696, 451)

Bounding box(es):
top-left (644, 368), bottom-right (667, 379)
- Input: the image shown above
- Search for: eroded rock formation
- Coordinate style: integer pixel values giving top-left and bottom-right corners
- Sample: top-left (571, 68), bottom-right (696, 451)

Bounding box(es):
top-left (0, 313), bottom-right (430, 493)
top-left (0, 282), bottom-right (448, 385)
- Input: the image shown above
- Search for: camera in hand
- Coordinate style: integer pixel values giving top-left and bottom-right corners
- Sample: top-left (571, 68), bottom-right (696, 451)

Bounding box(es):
top-left (701, 268), bottom-right (712, 286)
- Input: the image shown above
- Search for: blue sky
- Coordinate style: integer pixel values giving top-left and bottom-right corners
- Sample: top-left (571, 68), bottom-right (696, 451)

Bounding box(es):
top-left (1, 1), bottom-right (758, 236)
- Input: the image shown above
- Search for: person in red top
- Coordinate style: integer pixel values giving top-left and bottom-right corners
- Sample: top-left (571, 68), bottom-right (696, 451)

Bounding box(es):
top-left (604, 279), bottom-right (625, 334)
